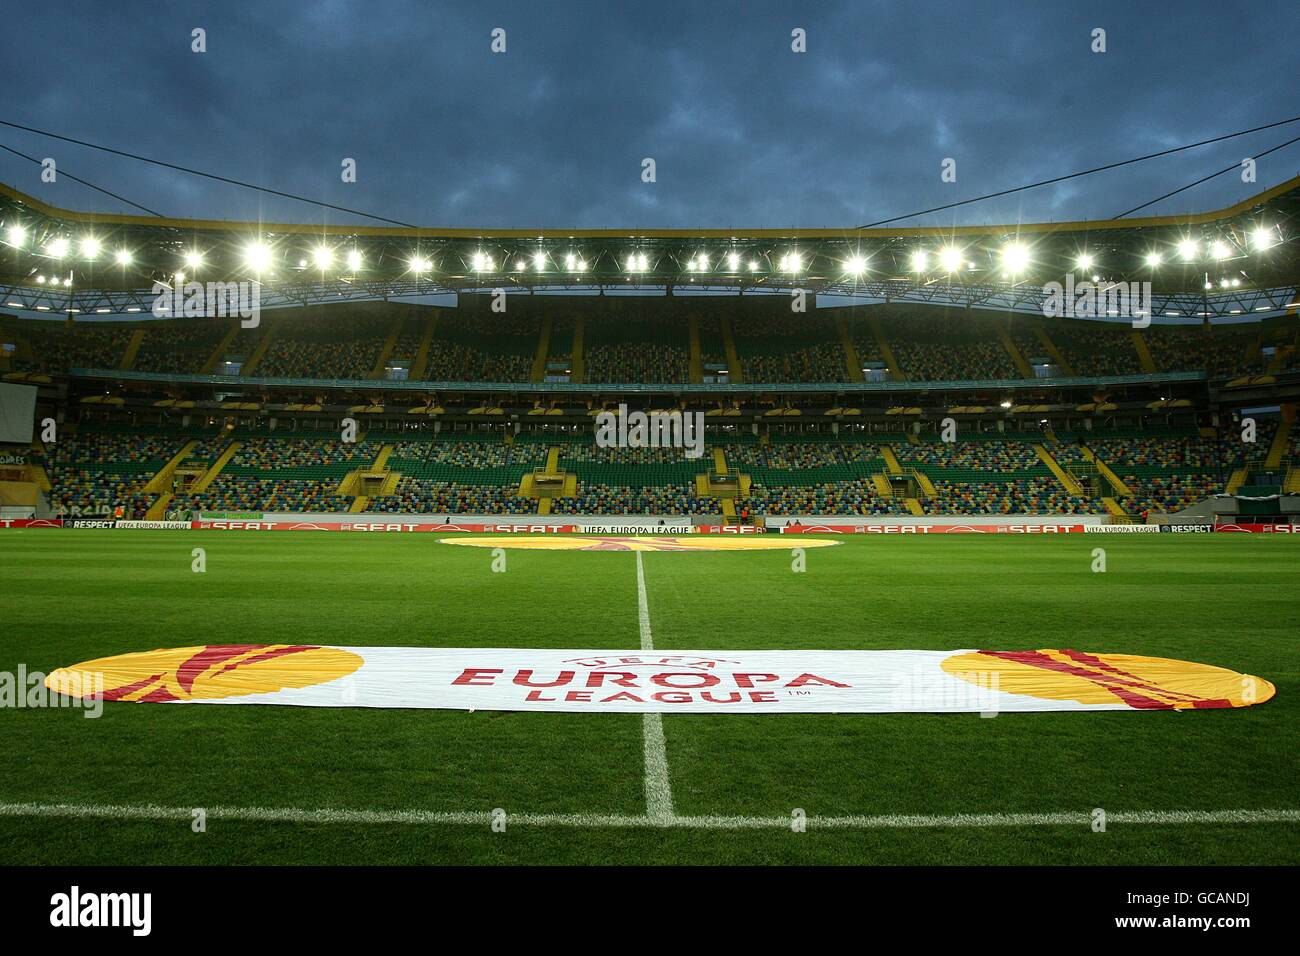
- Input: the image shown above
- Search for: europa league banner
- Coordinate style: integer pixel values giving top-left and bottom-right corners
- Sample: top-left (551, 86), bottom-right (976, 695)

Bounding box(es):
top-left (45, 645), bottom-right (1274, 713)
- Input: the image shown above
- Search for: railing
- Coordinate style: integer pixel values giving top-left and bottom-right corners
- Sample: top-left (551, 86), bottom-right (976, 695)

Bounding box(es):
top-left (70, 367), bottom-right (1209, 395)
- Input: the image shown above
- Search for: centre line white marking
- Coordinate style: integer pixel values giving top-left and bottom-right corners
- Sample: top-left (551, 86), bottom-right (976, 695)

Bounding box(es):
top-left (636, 550), bottom-right (674, 822)
top-left (1, 802), bottom-right (1296, 831)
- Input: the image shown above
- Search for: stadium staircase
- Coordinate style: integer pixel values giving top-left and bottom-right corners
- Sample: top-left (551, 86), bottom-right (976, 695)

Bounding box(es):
top-left (910, 470), bottom-right (938, 498)
top-left (1096, 496), bottom-right (1125, 517)
top-left (833, 315), bottom-right (866, 382)
top-left (199, 322), bottom-right (239, 374)
top-left (1264, 406), bottom-right (1294, 470)
top-left (871, 473), bottom-right (893, 498)
top-left (569, 316), bottom-right (586, 383)
top-left (142, 440), bottom-right (201, 517)
top-left (411, 314), bottom-right (438, 380)
top-left (367, 316), bottom-right (404, 379)
top-left (1034, 327), bottom-right (1075, 375)
top-left (240, 327), bottom-right (274, 375)
top-left (995, 324), bottom-right (1034, 378)
top-left (530, 316), bottom-right (553, 382)
top-left (518, 447), bottom-right (572, 514)
top-left (1076, 446), bottom-right (1135, 512)
top-left (904, 498), bottom-right (925, 515)
top-left (720, 316), bottom-right (744, 384)
top-left (880, 445), bottom-right (905, 475)
top-left (865, 313), bottom-right (903, 380)
top-left (1129, 330), bottom-right (1159, 373)
top-left (190, 441), bottom-right (241, 492)
top-left (1033, 443), bottom-right (1086, 496)
top-left (687, 315), bottom-right (704, 383)
top-left (336, 441), bottom-right (393, 512)
top-left (119, 329), bottom-right (145, 371)
top-left (1226, 466), bottom-right (1250, 495)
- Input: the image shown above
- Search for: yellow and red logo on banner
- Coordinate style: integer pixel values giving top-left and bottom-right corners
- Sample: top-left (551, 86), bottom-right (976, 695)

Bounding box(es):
top-left (45, 645), bottom-right (1273, 712)
top-left (45, 644), bottom-right (363, 703)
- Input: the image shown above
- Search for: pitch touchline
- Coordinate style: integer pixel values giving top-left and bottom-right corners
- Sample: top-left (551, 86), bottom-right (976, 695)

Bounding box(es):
top-left (636, 551), bottom-right (674, 822)
top-left (1, 802), bottom-right (1296, 831)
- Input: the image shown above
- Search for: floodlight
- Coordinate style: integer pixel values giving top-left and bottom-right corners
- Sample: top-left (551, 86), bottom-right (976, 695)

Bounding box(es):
top-left (244, 242), bottom-right (272, 271)
top-left (1000, 242), bottom-right (1029, 273)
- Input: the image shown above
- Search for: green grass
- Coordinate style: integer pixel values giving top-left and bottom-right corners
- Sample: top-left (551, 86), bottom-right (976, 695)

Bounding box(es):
top-left (0, 530), bottom-right (1296, 865)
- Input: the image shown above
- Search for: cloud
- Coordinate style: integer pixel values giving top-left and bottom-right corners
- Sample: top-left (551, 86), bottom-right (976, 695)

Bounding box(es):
top-left (1, 0), bottom-right (1295, 229)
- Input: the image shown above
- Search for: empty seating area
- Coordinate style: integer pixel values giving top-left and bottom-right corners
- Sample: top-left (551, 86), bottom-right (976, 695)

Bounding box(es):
top-left (370, 479), bottom-right (532, 515)
top-left (16, 324), bottom-right (131, 373)
top-left (870, 312), bottom-right (1018, 382)
top-left (894, 437), bottom-right (1045, 475)
top-left (258, 313), bottom-right (389, 379)
top-left (1145, 327), bottom-right (1263, 378)
top-left (423, 313), bottom-right (536, 383)
top-left (551, 483), bottom-right (718, 515)
top-left (32, 422), bottom-right (1273, 518)
top-left (38, 426), bottom-right (188, 518)
top-left (173, 477), bottom-right (353, 513)
top-left (924, 478), bottom-right (1100, 515)
top-left (9, 306), bottom-right (1293, 389)
top-left (134, 319), bottom-right (228, 374)
top-left (1054, 429), bottom-right (1240, 513)
top-left (746, 479), bottom-right (901, 516)
top-left (734, 315), bottom-right (842, 384)
top-left (1043, 321), bottom-right (1141, 376)
top-left (584, 317), bottom-right (689, 383)
top-left (892, 339), bottom-right (1017, 381)
top-left (423, 338), bottom-right (531, 382)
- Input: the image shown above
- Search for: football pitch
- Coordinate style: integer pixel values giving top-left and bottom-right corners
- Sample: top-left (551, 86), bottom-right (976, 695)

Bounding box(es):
top-left (1, 530), bottom-right (1296, 866)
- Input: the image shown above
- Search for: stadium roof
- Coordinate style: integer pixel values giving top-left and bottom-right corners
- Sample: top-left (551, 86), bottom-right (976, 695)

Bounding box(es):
top-left (1, 176), bottom-right (1298, 318)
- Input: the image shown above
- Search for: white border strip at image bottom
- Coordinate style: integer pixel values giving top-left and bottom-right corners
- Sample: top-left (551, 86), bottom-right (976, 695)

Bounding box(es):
top-left (1, 801), bottom-right (1296, 831)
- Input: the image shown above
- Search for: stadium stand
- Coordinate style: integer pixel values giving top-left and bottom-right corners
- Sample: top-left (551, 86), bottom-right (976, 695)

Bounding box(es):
top-left (15, 323), bottom-right (132, 373)
top-left (38, 425), bottom-right (189, 518)
top-left (257, 312), bottom-right (390, 379)
top-left (733, 314), bottom-right (844, 383)
top-left (584, 316), bottom-right (689, 384)
top-left (16, 293), bottom-right (1297, 522)
top-left (135, 319), bottom-right (230, 374)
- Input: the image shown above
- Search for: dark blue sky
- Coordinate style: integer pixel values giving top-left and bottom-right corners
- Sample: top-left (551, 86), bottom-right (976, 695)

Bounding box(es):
top-left (4, 0), bottom-right (1297, 230)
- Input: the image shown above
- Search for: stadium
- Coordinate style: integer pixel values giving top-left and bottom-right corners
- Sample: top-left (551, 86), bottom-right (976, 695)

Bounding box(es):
top-left (0, 3), bottom-right (1296, 929)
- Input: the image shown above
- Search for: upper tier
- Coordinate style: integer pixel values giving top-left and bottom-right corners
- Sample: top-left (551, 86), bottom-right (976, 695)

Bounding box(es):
top-left (3, 297), bottom-right (1296, 387)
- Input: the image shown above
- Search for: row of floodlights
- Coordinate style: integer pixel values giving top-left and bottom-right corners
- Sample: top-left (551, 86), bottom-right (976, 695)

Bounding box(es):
top-left (1, 224), bottom-right (1281, 279)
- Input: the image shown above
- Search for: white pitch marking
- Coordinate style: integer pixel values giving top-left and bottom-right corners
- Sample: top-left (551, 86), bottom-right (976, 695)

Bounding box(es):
top-left (1, 802), bottom-right (1296, 831)
top-left (635, 550), bottom-right (674, 822)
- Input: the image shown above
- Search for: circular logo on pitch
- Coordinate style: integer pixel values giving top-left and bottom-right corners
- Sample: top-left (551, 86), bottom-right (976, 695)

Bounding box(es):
top-left (941, 648), bottom-right (1274, 709)
top-left (45, 644), bottom-right (364, 703)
